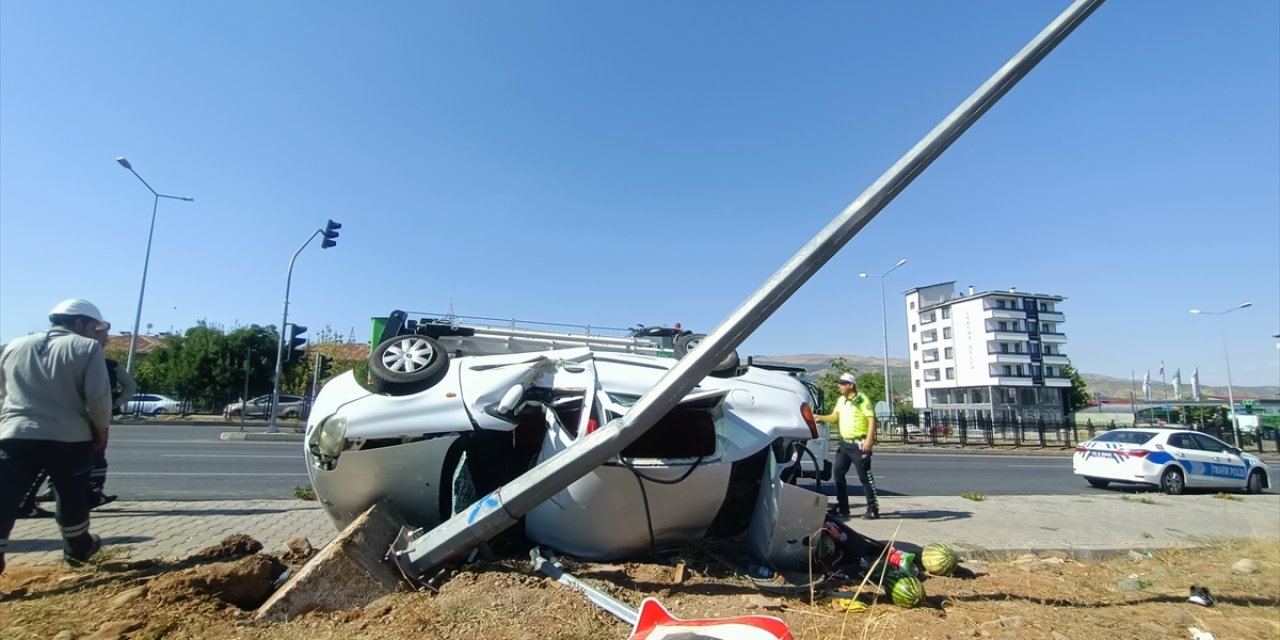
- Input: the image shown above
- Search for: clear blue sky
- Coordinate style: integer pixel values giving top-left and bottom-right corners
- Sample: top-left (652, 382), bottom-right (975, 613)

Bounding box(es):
top-left (2, 1), bottom-right (1277, 387)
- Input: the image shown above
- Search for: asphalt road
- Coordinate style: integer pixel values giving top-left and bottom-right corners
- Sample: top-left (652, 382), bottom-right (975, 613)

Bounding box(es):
top-left (97, 424), bottom-right (1271, 501)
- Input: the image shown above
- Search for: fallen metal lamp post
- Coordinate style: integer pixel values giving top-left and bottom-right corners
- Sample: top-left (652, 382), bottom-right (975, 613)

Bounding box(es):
top-left (391, 0), bottom-right (1106, 580)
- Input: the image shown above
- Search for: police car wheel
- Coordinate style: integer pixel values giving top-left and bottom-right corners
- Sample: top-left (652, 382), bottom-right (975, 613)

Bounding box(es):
top-left (1246, 470), bottom-right (1264, 494)
top-left (1159, 467), bottom-right (1185, 495)
top-left (1085, 476), bottom-right (1109, 489)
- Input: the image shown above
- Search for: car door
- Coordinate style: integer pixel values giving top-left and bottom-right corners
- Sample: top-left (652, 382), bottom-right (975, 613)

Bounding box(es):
top-left (1189, 433), bottom-right (1248, 488)
top-left (1164, 432), bottom-right (1216, 488)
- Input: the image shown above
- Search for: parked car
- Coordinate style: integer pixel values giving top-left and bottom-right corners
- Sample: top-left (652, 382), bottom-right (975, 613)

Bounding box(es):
top-left (122, 394), bottom-right (189, 416)
top-left (224, 395), bottom-right (308, 419)
top-left (1073, 428), bottom-right (1271, 494)
top-left (304, 313), bottom-right (830, 567)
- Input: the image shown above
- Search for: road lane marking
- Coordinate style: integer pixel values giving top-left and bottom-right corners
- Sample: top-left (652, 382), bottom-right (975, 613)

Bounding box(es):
top-left (110, 472), bottom-right (308, 477)
top-left (160, 454), bottom-right (300, 459)
top-left (1007, 464), bottom-right (1071, 468)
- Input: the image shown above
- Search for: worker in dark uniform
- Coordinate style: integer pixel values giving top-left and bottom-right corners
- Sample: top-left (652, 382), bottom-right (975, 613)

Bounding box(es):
top-left (1, 299), bottom-right (112, 574)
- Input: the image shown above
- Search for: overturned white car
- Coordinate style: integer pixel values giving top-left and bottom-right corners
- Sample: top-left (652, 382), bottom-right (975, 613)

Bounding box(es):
top-left (305, 312), bottom-right (830, 564)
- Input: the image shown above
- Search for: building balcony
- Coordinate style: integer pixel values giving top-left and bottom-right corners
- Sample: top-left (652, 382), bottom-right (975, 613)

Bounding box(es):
top-left (990, 353), bottom-right (1032, 364)
top-left (989, 330), bottom-right (1026, 341)
top-left (991, 376), bottom-right (1035, 386)
top-left (986, 309), bottom-right (1026, 320)
top-left (1041, 354), bottom-right (1070, 365)
top-left (1037, 311), bottom-right (1065, 322)
top-left (1042, 377), bottom-right (1072, 387)
top-left (1040, 332), bottom-right (1067, 344)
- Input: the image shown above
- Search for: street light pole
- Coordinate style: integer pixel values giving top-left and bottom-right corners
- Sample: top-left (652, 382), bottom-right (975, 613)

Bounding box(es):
top-left (116, 157), bottom-right (194, 374)
top-left (1190, 302), bottom-right (1251, 447)
top-left (859, 258), bottom-right (908, 416)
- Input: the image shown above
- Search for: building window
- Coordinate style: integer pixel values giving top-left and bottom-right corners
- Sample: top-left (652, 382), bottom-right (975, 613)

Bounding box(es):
top-left (945, 367), bottom-right (955, 380)
top-left (912, 342), bottom-right (917, 351)
top-left (1016, 365), bottom-right (1025, 376)
top-left (996, 299), bottom-right (1006, 309)
top-left (944, 347), bottom-right (954, 359)
top-left (911, 324), bottom-right (916, 333)
top-left (1045, 366), bottom-right (1054, 377)
top-left (1014, 343), bottom-right (1023, 354)
top-left (914, 361), bottom-right (919, 369)
top-left (941, 308), bottom-right (951, 319)
top-left (915, 380), bottom-right (920, 388)
top-left (1000, 343), bottom-right (1009, 353)
top-left (1002, 365), bottom-right (1012, 376)
top-left (1039, 302), bottom-right (1048, 311)
top-left (922, 312), bottom-right (936, 324)
top-left (922, 330), bottom-right (937, 344)
top-left (924, 368), bottom-right (940, 382)
top-left (923, 349), bottom-right (939, 363)
top-left (942, 327), bottom-right (952, 339)
top-left (909, 301), bottom-right (916, 310)
top-left (998, 321), bottom-right (1008, 331)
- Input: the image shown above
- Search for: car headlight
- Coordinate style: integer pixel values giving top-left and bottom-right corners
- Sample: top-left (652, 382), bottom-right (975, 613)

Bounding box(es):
top-left (315, 415), bottom-right (348, 461)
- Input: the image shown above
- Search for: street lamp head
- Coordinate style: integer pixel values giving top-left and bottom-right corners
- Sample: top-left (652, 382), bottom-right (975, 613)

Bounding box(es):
top-left (858, 272), bottom-right (869, 278)
top-left (179, 196), bottom-right (195, 202)
top-left (894, 258), bottom-right (908, 268)
top-left (1238, 302), bottom-right (1252, 309)
top-left (1189, 309), bottom-right (1202, 315)
top-left (116, 157), bottom-right (132, 170)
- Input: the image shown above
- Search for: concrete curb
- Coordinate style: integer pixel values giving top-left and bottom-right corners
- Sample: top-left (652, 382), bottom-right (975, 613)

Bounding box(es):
top-left (220, 432), bottom-right (306, 442)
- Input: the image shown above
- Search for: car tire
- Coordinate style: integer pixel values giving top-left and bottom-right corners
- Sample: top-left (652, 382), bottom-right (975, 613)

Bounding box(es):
top-left (152, 408), bottom-right (167, 416)
top-left (674, 333), bottom-right (740, 376)
top-left (1085, 476), bottom-right (1110, 489)
top-left (370, 334), bottom-right (450, 395)
top-left (1159, 466), bottom-right (1185, 495)
top-left (1246, 470), bottom-right (1264, 494)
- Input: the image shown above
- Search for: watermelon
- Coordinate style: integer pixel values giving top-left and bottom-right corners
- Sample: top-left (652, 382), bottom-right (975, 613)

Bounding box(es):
top-left (890, 575), bottom-right (925, 608)
top-left (921, 543), bottom-right (959, 576)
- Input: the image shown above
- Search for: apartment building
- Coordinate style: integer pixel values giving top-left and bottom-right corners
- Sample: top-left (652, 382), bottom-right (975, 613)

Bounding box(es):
top-left (904, 282), bottom-right (1070, 423)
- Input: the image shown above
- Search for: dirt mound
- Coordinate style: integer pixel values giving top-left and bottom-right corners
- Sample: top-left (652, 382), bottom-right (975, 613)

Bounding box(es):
top-left (188, 533), bottom-right (263, 563)
top-left (148, 554), bottom-right (284, 610)
top-left (2, 537), bottom-right (1278, 639)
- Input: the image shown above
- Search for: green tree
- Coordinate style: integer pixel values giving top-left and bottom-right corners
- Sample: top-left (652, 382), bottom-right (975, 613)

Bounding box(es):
top-left (855, 371), bottom-right (886, 405)
top-left (132, 322), bottom-right (283, 411)
top-left (1061, 364), bottom-right (1090, 413)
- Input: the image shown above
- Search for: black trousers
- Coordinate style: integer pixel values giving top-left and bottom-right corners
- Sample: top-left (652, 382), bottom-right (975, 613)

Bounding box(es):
top-left (832, 439), bottom-right (879, 514)
top-left (0, 439), bottom-right (98, 566)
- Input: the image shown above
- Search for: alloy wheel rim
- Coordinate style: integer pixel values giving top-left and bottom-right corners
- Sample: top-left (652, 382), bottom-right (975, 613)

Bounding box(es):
top-left (383, 337), bottom-right (435, 373)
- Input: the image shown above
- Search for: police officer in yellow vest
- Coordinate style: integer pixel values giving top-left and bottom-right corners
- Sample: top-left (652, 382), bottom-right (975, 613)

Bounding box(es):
top-left (814, 373), bottom-right (880, 519)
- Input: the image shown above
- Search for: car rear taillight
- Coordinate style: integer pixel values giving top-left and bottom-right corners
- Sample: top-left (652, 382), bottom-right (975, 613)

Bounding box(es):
top-left (801, 403), bottom-right (818, 439)
top-left (1125, 449), bottom-right (1150, 458)
top-left (1075, 446), bottom-right (1088, 453)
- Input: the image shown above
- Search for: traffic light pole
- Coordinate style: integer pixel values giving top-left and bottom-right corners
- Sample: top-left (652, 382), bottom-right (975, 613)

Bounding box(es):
top-left (267, 229), bottom-right (321, 434)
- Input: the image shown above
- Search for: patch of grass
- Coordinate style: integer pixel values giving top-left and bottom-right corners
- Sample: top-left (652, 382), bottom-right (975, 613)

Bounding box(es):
top-left (1121, 495), bottom-right (1159, 505)
top-left (1212, 492), bottom-right (1243, 501)
top-left (292, 485), bottom-right (316, 501)
top-left (88, 544), bottom-right (135, 566)
top-left (961, 491), bottom-right (986, 502)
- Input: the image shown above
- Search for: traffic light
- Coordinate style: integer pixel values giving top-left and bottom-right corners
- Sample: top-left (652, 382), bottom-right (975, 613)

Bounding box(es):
top-left (317, 355), bottom-right (333, 380)
top-left (286, 324), bottom-right (308, 362)
top-left (321, 219), bottom-right (342, 249)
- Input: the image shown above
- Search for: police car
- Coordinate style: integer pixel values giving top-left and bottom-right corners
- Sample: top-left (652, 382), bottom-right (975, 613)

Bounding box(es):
top-left (1073, 428), bottom-right (1271, 494)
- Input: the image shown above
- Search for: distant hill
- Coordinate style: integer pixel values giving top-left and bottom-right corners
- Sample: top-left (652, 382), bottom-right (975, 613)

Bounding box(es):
top-left (754, 353), bottom-right (1279, 402)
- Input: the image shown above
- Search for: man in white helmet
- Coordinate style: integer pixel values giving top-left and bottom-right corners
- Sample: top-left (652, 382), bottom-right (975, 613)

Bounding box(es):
top-left (0, 299), bottom-right (112, 574)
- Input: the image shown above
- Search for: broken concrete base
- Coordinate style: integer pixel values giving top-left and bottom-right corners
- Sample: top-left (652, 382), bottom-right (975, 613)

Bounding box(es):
top-left (256, 502), bottom-right (407, 622)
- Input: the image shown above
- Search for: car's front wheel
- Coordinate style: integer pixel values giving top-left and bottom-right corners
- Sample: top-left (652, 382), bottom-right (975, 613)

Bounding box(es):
top-left (1085, 476), bottom-right (1110, 489)
top-left (1160, 466), bottom-right (1185, 495)
top-left (1246, 470), bottom-right (1265, 494)
top-left (152, 408), bottom-right (167, 416)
